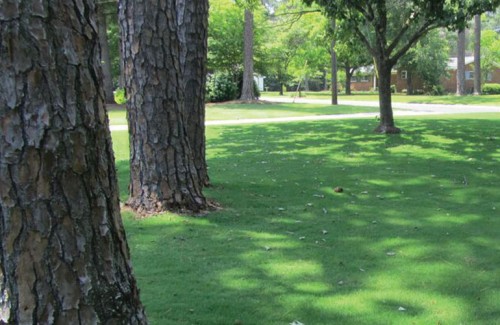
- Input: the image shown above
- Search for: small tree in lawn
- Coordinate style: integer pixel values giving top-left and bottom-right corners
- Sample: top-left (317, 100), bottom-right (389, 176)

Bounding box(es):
top-left (303, 0), bottom-right (500, 133)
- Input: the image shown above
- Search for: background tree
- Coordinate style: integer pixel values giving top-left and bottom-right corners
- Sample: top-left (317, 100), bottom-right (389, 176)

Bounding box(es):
top-left (473, 14), bottom-right (481, 95)
top-left (97, 1), bottom-right (116, 104)
top-left (119, 0), bottom-right (207, 213)
top-left (479, 29), bottom-right (500, 83)
top-left (398, 30), bottom-right (450, 94)
top-left (303, 0), bottom-right (500, 133)
top-left (456, 28), bottom-right (467, 95)
top-left (0, 0), bottom-right (146, 323)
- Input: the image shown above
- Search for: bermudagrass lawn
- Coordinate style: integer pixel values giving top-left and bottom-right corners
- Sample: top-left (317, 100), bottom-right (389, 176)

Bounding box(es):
top-left (112, 115), bottom-right (500, 325)
top-left (261, 91), bottom-right (500, 106)
top-left (107, 102), bottom-right (377, 125)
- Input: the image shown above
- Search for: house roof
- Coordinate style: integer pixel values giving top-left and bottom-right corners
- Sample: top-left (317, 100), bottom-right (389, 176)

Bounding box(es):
top-left (447, 56), bottom-right (475, 70)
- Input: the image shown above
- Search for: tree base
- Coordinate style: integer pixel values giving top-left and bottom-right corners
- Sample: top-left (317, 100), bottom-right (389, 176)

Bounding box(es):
top-left (374, 124), bottom-right (402, 134)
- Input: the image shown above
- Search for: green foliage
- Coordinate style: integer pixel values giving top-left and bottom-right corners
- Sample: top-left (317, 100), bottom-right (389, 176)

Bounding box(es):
top-left (429, 84), bottom-right (445, 96)
top-left (482, 83), bottom-right (500, 94)
top-left (112, 114), bottom-right (500, 324)
top-left (113, 88), bottom-right (126, 104)
top-left (206, 71), bottom-right (238, 102)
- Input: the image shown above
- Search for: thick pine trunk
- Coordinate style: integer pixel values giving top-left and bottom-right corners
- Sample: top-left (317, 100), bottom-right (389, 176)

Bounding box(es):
top-left (182, 0), bottom-right (210, 187)
top-left (456, 29), bottom-right (466, 96)
top-left (97, 4), bottom-right (116, 104)
top-left (473, 15), bottom-right (481, 95)
top-left (240, 9), bottom-right (255, 101)
top-left (120, 0), bottom-right (207, 214)
top-left (375, 61), bottom-right (400, 134)
top-left (0, 1), bottom-right (146, 323)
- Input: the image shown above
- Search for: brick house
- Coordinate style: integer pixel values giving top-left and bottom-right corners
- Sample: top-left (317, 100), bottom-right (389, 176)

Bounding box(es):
top-left (351, 57), bottom-right (500, 94)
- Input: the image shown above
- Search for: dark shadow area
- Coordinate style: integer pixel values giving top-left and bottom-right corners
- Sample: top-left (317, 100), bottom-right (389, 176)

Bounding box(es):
top-left (116, 117), bottom-right (500, 324)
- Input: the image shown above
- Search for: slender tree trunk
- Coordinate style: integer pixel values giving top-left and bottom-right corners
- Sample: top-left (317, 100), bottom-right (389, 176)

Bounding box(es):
top-left (375, 60), bottom-right (400, 134)
top-left (0, 1), bottom-right (146, 323)
top-left (407, 72), bottom-right (414, 95)
top-left (456, 28), bottom-right (466, 96)
top-left (240, 9), bottom-right (255, 101)
top-left (330, 19), bottom-right (338, 105)
top-left (120, 0), bottom-right (207, 214)
top-left (473, 15), bottom-right (481, 95)
top-left (97, 3), bottom-right (116, 104)
top-left (181, 0), bottom-right (210, 186)
top-left (345, 67), bottom-right (353, 95)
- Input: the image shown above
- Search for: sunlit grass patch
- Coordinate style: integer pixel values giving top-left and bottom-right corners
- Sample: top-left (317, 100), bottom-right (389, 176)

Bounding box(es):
top-left (113, 115), bottom-right (500, 324)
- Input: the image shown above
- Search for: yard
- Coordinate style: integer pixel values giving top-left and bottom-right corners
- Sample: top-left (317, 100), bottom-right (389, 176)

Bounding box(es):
top-left (111, 105), bottom-right (500, 324)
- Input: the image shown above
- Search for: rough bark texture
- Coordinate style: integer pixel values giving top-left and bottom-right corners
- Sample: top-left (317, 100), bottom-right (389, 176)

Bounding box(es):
top-left (345, 67), bottom-right (353, 95)
top-left (330, 45), bottom-right (338, 104)
top-left (456, 29), bottom-right (466, 95)
top-left (240, 9), bottom-right (256, 101)
top-left (120, 0), bottom-right (207, 214)
top-left (97, 3), bottom-right (116, 104)
top-left (375, 61), bottom-right (401, 134)
top-left (473, 15), bottom-right (481, 95)
top-left (181, 0), bottom-right (210, 187)
top-left (0, 1), bottom-right (147, 323)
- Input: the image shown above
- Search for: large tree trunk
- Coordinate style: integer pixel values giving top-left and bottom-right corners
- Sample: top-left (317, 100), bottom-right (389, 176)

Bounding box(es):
top-left (473, 15), bottom-right (481, 95)
top-left (375, 61), bottom-right (400, 134)
top-left (120, 0), bottom-right (207, 214)
top-left (97, 3), bottom-right (116, 104)
top-left (240, 9), bottom-right (256, 101)
top-left (456, 28), bottom-right (466, 96)
top-left (181, 0), bottom-right (210, 187)
top-left (0, 1), bottom-right (146, 323)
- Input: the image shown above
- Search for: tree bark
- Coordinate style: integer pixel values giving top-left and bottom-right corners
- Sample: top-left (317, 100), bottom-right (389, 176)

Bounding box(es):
top-left (240, 9), bottom-right (256, 101)
top-left (345, 67), bottom-right (353, 95)
top-left (120, 0), bottom-right (207, 214)
top-left (0, 1), bottom-right (146, 323)
top-left (181, 0), bottom-right (210, 187)
top-left (456, 28), bottom-right (466, 96)
top-left (374, 61), bottom-right (400, 134)
top-left (473, 14), bottom-right (481, 95)
top-left (97, 3), bottom-right (117, 104)
top-left (330, 19), bottom-right (338, 104)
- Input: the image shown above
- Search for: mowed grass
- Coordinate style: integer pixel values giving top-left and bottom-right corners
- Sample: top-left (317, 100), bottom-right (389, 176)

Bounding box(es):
top-left (106, 102), bottom-right (378, 125)
top-left (262, 91), bottom-right (500, 106)
top-left (112, 114), bottom-right (500, 324)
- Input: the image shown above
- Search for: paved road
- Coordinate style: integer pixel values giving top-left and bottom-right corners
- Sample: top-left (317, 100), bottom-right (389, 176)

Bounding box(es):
top-left (109, 96), bottom-right (500, 131)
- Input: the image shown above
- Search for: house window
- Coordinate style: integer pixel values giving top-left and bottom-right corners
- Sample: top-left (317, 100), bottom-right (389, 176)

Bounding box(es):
top-left (351, 76), bottom-right (358, 82)
top-left (486, 72), bottom-right (493, 81)
top-left (401, 70), bottom-right (408, 80)
top-left (360, 75), bottom-right (369, 82)
top-left (465, 71), bottom-right (474, 80)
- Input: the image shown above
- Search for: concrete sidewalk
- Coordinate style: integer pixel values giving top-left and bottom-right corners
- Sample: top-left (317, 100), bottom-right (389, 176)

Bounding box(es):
top-left (109, 97), bottom-right (499, 131)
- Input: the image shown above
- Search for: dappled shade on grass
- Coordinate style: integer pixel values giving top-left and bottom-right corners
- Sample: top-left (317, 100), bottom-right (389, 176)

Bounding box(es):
top-left (112, 116), bottom-right (500, 324)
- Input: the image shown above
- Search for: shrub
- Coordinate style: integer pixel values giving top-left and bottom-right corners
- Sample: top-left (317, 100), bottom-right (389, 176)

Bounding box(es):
top-left (114, 88), bottom-right (126, 104)
top-left (206, 71), bottom-right (238, 102)
top-left (428, 85), bottom-right (444, 96)
top-left (482, 83), bottom-right (500, 95)
top-left (390, 84), bottom-right (396, 93)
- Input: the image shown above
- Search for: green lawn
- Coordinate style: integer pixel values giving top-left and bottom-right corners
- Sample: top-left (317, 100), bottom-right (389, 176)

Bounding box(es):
top-left (106, 102), bottom-right (378, 125)
top-left (262, 91), bottom-right (500, 106)
top-left (112, 114), bottom-right (500, 324)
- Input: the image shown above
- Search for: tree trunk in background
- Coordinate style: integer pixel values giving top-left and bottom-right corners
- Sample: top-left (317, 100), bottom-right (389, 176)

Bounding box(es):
top-left (407, 72), bottom-right (414, 95)
top-left (345, 67), bottom-right (353, 95)
top-left (0, 1), bottom-right (146, 323)
top-left (240, 9), bottom-right (256, 101)
top-left (181, 0), bottom-right (210, 187)
top-left (120, 0), bottom-right (207, 214)
top-left (473, 14), bottom-right (481, 95)
top-left (456, 28), bottom-right (466, 96)
top-left (330, 19), bottom-right (338, 105)
top-left (97, 3), bottom-right (116, 104)
top-left (374, 60), bottom-right (400, 134)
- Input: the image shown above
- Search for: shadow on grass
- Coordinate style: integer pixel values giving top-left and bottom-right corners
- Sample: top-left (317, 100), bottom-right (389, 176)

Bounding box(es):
top-left (115, 117), bottom-right (500, 324)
